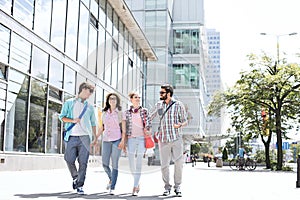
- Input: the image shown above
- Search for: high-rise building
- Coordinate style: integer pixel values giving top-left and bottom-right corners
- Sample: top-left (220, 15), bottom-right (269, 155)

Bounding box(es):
top-left (205, 29), bottom-right (223, 152)
top-left (0, 0), bottom-right (156, 170)
top-left (125, 0), bottom-right (209, 151)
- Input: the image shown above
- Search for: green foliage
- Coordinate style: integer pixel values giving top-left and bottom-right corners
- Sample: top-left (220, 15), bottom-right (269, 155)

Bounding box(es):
top-left (254, 150), bottom-right (266, 163)
top-left (271, 161), bottom-right (293, 171)
top-left (199, 143), bottom-right (211, 154)
top-left (208, 52), bottom-right (300, 170)
top-left (224, 136), bottom-right (238, 155)
top-left (191, 143), bottom-right (201, 154)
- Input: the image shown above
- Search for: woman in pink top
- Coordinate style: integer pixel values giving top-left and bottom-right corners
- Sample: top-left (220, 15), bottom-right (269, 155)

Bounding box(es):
top-left (124, 92), bottom-right (151, 196)
top-left (97, 93), bottom-right (126, 195)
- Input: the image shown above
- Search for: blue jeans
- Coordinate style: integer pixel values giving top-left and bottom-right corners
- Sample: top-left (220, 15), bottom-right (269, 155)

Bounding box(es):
top-left (127, 136), bottom-right (145, 187)
top-left (64, 135), bottom-right (90, 188)
top-left (102, 139), bottom-right (121, 190)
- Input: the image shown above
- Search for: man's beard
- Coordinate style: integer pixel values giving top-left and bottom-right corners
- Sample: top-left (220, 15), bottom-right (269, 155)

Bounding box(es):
top-left (160, 95), bottom-right (167, 101)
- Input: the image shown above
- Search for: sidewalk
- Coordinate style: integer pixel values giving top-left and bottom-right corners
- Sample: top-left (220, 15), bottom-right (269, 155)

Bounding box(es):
top-left (1, 160), bottom-right (300, 199)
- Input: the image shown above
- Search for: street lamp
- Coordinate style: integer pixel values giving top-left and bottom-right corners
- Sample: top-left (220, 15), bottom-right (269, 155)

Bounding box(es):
top-left (260, 32), bottom-right (297, 63)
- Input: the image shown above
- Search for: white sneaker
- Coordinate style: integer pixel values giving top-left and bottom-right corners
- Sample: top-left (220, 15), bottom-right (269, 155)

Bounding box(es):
top-left (76, 187), bottom-right (84, 195)
top-left (163, 189), bottom-right (170, 196)
top-left (109, 189), bottom-right (115, 195)
top-left (174, 188), bottom-right (182, 197)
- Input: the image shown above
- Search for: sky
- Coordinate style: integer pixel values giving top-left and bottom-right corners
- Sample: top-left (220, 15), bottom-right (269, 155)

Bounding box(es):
top-left (204, 0), bottom-right (300, 88)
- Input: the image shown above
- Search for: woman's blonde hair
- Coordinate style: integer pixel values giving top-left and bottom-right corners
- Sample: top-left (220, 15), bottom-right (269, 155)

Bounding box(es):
top-left (128, 91), bottom-right (139, 99)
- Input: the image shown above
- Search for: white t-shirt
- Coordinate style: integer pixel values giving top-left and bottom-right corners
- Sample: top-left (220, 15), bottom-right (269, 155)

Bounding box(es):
top-left (71, 100), bottom-right (89, 136)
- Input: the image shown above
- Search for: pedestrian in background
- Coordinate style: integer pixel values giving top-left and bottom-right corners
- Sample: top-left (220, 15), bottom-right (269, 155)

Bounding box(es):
top-left (238, 145), bottom-right (246, 170)
top-left (124, 92), bottom-right (152, 196)
top-left (191, 154), bottom-right (197, 167)
top-left (150, 84), bottom-right (188, 197)
top-left (59, 82), bottom-right (97, 195)
top-left (207, 155), bottom-right (212, 167)
top-left (97, 93), bottom-right (126, 195)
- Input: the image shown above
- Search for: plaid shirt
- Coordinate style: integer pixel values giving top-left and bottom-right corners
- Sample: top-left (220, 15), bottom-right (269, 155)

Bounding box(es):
top-left (150, 99), bottom-right (187, 143)
top-left (125, 107), bottom-right (151, 136)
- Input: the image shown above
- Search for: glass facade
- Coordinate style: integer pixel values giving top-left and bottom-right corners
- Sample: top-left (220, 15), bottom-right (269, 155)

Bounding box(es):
top-left (126, 0), bottom-right (207, 145)
top-left (174, 29), bottom-right (200, 54)
top-left (173, 64), bottom-right (199, 89)
top-left (0, 0), bottom-right (152, 155)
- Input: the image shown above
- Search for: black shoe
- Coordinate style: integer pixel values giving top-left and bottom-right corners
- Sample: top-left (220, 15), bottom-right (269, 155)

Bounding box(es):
top-left (174, 188), bottom-right (182, 197)
top-left (72, 179), bottom-right (77, 190)
top-left (163, 189), bottom-right (170, 196)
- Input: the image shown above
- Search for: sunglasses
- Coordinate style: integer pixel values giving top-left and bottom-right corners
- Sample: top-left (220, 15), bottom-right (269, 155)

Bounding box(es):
top-left (109, 97), bottom-right (117, 100)
top-left (159, 91), bottom-right (167, 95)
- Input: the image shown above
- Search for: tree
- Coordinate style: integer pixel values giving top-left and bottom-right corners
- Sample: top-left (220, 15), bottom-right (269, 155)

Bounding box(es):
top-left (208, 53), bottom-right (300, 170)
top-left (191, 143), bottom-right (201, 155)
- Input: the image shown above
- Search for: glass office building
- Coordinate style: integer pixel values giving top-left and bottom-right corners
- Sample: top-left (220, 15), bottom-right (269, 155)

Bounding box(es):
top-left (125, 0), bottom-right (208, 149)
top-left (0, 0), bottom-right (156, 170)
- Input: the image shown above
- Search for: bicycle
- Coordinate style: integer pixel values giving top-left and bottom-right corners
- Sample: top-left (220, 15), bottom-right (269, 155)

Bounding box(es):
top-left (229, 156), bottom-right (257, 171)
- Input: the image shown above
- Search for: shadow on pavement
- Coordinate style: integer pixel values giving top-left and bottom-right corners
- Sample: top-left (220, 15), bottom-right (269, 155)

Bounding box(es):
top-left (15, 191), bottom-right (177, 199)
top-left (194, 166), bottom-right (296, 174)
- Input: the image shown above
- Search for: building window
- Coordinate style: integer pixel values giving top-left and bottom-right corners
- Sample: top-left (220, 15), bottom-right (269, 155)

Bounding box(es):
top-left (90, 0), bottom-right (99, 19)
top-left (173, 64), bottom-right (199, 89)
top-left (104, 34), bottom-right (112, 84)
top-left (28, 78), bottom-right (47, 153)
top-left (51, 0), bottom-right (67, 52)
top-left (0, 63), bottom-right (7, 80)
top-left (173, 29), bottom-right (199, 54)
top-left (117, 50), bottom-right (123, 92)
top-left (0, 64), bottom-right (7, 151)
top-left (88, 23), bottom-right (98, 74)
top-left (113, 11), bottom-right (119, 37)
top-left (0, 0), bottom-right (12, 14)
top-left (64, 66), bottom-right (76, 95)
top-left (96, 25), bottom-right (105, 78)
top-left (13, 0), bottom-right (34, 29)
top-left (31, 46), bottom-right (49, 81)
top-left (10, 33), bottom-right (31, 73)
top-left (49, 56), bottom-right (63, 89)
top-left (34, 0), bottom-right (52, 41)
top-left (78, 2), bottom-right (89, 67)
top-left (6, 69), bottom-right (29, 152)
top-left (111, 39), bottom-right (118, 89)
top-left (0, 24), bottom-right (10, 65)
top-left (99, 0), bottom-right (106, 26)
top-left (47, 86), bottom-right (62, 154)
top-left (65, 0), bottom-right (79, 60)
top-left (145, 0), bottom-right (155, 9)
top-left (90, 12), bottom-right (99, 29)
top-left (106, 3), bottom-right (113, 35)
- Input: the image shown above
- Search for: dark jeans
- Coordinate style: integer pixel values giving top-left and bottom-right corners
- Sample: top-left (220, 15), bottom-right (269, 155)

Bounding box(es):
top-left (64, 135), bottom-right (90, 188)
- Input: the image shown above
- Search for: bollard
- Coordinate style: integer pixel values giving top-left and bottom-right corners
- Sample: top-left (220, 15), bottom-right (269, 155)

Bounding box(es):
top-left (297, 155), bottom-right (300, 188)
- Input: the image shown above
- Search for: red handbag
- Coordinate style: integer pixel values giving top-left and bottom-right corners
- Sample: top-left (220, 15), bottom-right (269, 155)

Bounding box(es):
top-left (144, 134), bottom-right (155, 149)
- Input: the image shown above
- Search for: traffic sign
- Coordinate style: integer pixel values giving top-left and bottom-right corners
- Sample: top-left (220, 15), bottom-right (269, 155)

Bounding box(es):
top-left (282, 142), bottom-right (290, 150)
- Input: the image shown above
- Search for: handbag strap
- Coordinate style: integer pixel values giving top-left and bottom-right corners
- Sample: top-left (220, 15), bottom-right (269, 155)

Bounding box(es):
top-left (65, 103), bottom-right (88, 132)
top-left (158, 101), bottom-right (176, 130)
